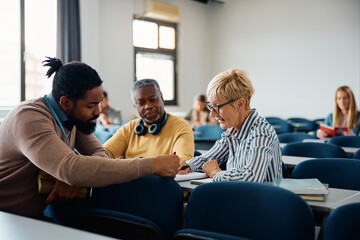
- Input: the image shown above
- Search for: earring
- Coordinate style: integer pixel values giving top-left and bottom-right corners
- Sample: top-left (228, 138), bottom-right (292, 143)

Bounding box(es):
top-left (239, 110), bottom-right (242, 113)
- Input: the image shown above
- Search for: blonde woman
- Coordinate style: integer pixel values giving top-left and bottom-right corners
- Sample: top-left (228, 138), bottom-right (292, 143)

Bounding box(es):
top-left (178, 69), bottom-right (282, 182)
top-left (317, 86), bottom-right (360, 139)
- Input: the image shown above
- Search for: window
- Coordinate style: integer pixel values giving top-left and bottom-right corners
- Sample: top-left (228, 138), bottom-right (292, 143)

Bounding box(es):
top-left (24, 0), bottom-right (57, 101)
top-left (0, 1), bottom-right (21, 106)
top-left (0, 0), bottom-right (56, 106)
top-left (133, 18), bottom-right (177, 105)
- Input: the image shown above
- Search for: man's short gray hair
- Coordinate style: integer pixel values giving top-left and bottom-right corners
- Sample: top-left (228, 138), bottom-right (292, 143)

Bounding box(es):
top-left (130, 79), bottom-right (162, 101)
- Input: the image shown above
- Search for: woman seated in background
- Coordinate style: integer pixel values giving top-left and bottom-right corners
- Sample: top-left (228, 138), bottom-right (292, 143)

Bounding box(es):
top-left (99, 90), bottom-right (122, 128)
top-left (185, 94), bottom-right (217, 128)
top-left (178, 69), bottom-right (283, 182)
top-left (317, 86), bottom-right (360, 139)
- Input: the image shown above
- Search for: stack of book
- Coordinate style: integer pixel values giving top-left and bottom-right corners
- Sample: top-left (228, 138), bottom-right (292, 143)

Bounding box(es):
top-left (274, 178), bottom-right (329, 201)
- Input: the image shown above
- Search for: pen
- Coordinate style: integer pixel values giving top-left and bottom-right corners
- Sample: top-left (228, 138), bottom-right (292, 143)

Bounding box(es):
top-left (180, 165), bottom-right (190, 171)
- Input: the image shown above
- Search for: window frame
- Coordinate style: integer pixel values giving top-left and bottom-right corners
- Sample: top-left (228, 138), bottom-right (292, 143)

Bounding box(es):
top-left (133, 16), bottom-right (178, 106)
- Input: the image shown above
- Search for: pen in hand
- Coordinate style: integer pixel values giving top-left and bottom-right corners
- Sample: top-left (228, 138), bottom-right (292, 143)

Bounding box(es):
top-left (180, 165), bottom-right (190, 171)
top-left (174, 151), bottom-right (190, 171)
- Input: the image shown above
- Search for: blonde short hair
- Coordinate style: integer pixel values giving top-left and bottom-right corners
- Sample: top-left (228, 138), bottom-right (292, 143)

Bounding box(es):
top-left (207, 69), bottom-right (254, 110)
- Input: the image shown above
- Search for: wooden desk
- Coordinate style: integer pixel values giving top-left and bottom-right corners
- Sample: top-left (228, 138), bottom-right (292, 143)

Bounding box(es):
top-left (0, 211), bottom-right (116, 240)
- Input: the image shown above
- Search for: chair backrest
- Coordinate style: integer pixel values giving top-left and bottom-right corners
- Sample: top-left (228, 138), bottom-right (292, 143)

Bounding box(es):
top-left (282, 161), bottom-right (288, 178)
top-left (89, 176), bottom-right (184, 240)
top-left (193, 124), bottom-right (224, 140)
top-left (323, 203), bottom-right (360, 240)
top-left (266, 117), bottom-right (292, 134)
top-left (94, 129), bottom-right (113, 144)
top-left (353, 149), bottom-right (360, 159)
top-left (287, 118), bottom-right (316, 132)
top-left (292, 158), bottom-right (360, 190)
top-left (328, 136), bottom-right (360, 148)
top-left (277, 132), bottom-right (318, 143)
top-left (182, 181), bottom-right (314, 240)
top-left (194, 150), bottom-right (202, 156)
top-left (282, 142), bottom-right (347, 158)
top-left (313, 118), bottom-right (325, 130)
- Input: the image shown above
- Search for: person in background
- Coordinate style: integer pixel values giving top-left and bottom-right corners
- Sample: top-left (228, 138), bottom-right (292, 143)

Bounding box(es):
top-left (178, 69), bottom-right (282, 182)
top-left (0, 57), bottom-right (179, 220)
top-left (317, 86), bottom-right (360, 138)
top-left (99, 90), bottom-right (122, 128)
top-left (104, 79), bottom-right (194, 162)
top-left (185, 94), bottom-right (217, 128)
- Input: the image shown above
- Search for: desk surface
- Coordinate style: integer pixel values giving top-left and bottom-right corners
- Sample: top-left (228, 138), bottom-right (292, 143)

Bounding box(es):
top-left (282, 155), bottom-right (313, 168)
top-left (0, 211), bottom-right (116, 240)
top-left (178, 181), bottom-right (360, 214)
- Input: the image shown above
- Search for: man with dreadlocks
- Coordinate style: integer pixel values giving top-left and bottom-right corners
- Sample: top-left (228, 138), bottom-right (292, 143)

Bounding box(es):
top-left (0, 57), bottom-right (179, 220)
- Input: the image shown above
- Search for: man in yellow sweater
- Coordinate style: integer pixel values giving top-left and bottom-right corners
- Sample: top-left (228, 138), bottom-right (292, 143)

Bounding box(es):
top-left (104, 79), bottom-right (194, 161)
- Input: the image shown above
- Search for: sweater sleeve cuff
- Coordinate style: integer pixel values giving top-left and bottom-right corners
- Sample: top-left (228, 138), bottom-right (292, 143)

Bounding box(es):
top-left (136, 157), bottom-right (154, 177)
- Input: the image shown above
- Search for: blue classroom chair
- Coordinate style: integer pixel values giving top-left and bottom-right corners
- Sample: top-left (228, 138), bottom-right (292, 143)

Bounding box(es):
top-left (353, 149), bottom-right (360, 159)
top-left (328, 135), bottom-right (360, 148)
top-left (175, 181), bottom-right (314, 240)
top-left (287, 117), bottom-right (316, 132)
top-left (277, 132), bottom-right (318, 143)
top-left (75, 176), bottom-right (183, 240)
top-left (292, 158), bottom-right (360, 191)
top-left (282, 142), bottom-right (347, 158)
top-left (193, 125), bottom-right (224, 150)
top-left (323, 203), bottom-right (360, 240)
top-left (266, 117), bottom-right (292, 134)
top-left (93, 130), bottom-right (113, 144)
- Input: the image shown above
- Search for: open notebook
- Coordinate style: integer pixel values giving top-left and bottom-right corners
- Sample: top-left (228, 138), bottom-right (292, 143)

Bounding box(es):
top-left (175, 172), bottom-right (208, 182)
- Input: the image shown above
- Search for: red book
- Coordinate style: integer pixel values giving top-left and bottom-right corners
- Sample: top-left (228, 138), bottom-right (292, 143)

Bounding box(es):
top-left (320, 124), bottom-right (348, 137)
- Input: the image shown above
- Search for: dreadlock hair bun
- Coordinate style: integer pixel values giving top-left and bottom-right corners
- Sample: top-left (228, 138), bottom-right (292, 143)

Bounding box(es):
top-left (42, 56), bottom-right (63, 78)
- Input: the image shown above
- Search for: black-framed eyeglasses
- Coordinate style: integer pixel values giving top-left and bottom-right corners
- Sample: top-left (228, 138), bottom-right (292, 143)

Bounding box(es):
top-left (204, 98), bottom-right (239, 114)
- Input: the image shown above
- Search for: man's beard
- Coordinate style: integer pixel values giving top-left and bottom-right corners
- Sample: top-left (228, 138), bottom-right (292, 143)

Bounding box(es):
top-left (70, 115), bottom-right (99, 135)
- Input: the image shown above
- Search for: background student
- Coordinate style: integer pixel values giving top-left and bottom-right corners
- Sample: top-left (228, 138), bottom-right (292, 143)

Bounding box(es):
top-left (0, 57), bottom-right (179, 220)
top-left (98, 90), bottom-right (123, 128)
top-left (184, 93), bottom-right (217, 128)
top-left (317, 86), bottom-right (360, 139)
top-left (178, 69), bottom-right (282, 182)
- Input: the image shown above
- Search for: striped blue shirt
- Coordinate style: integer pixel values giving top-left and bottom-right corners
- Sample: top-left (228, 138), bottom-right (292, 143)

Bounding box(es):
top-left (187, 109), bottom-right (283, 182)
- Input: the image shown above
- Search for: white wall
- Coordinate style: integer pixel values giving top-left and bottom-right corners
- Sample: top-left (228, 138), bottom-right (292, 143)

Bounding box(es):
top-left (80, 0), bottom-right (213, 121)
top-left (210, 0), bottom-right (360, 119)
top-left (80, 0), bottom-right (360, 121)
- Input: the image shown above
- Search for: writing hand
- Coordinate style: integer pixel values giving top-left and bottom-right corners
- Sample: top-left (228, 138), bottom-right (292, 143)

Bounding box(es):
top-left (153, 154), bottom-right (179, 178)
top-left (178, 159), bottom-right (191, 174)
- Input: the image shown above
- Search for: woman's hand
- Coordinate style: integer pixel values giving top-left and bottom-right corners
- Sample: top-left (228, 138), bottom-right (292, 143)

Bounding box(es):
top-left (343, 129), bottom-right (355, 136)
top-left (203, 159), bottom-right (221, 178)
top-left (316, 129), bottom-right (329, 139)
top-left (178, 159), bottom-right (191, 174)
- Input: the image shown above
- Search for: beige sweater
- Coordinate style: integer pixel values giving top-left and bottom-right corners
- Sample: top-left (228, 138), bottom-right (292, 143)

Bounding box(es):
top-left (0, 97), bottom-right (153, 217)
